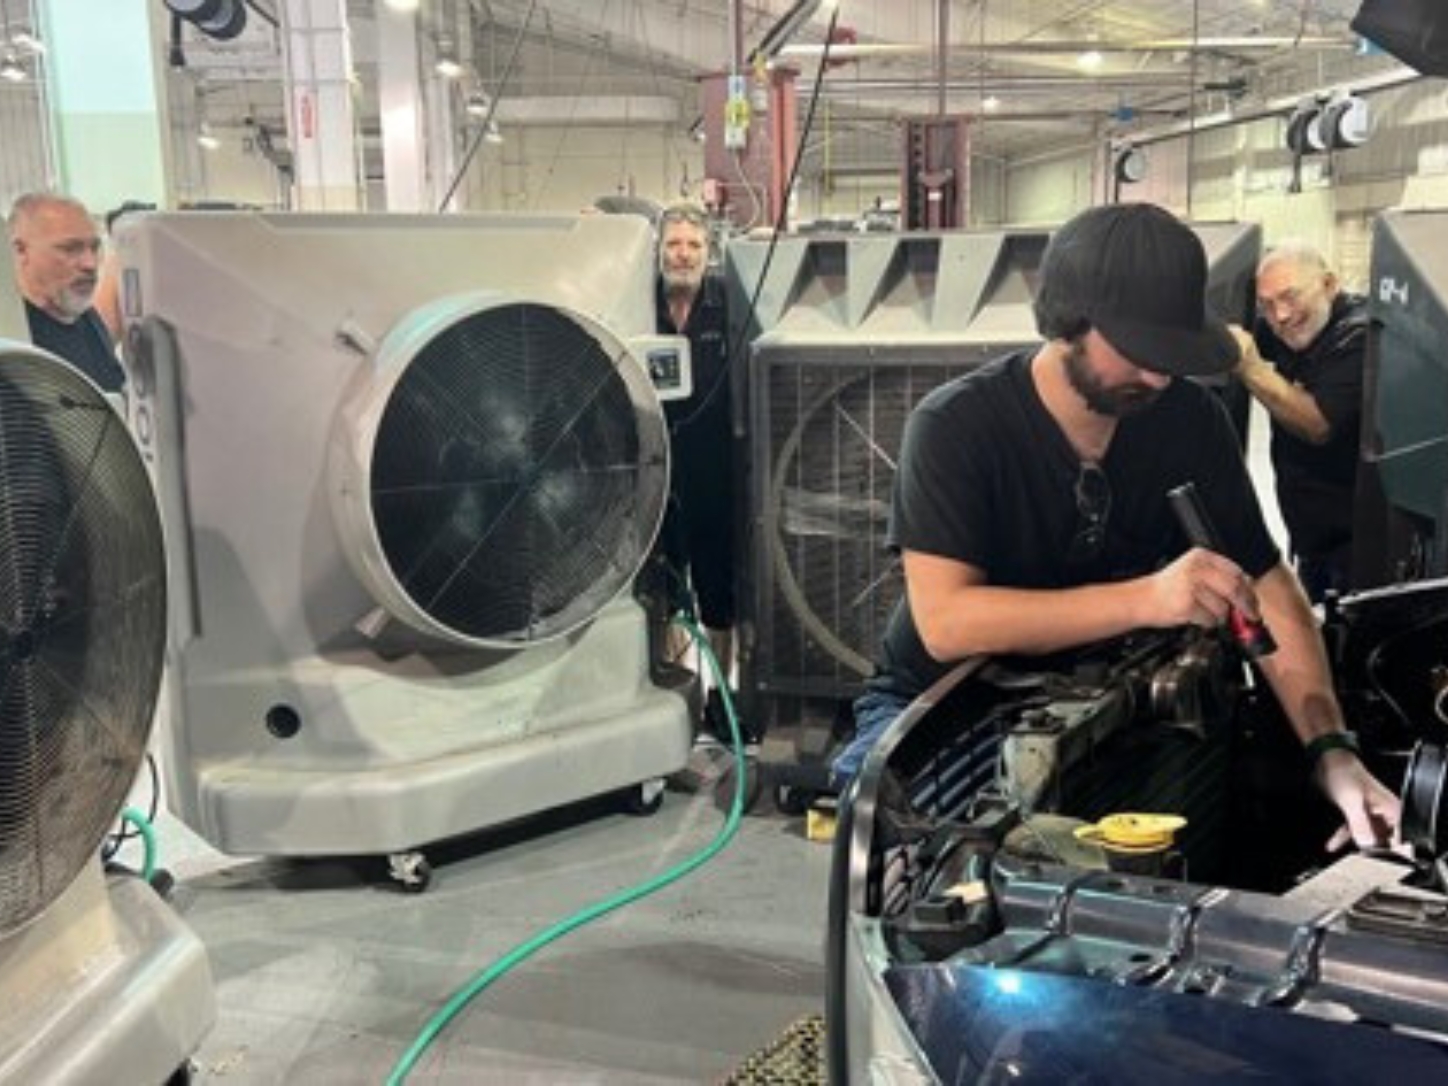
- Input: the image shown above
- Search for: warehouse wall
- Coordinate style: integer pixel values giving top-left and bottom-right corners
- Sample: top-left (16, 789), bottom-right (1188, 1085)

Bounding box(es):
top-left (177, 121), bottom-right (701, 217)
top-left (462, 123), bottom-right (697, 213)
top-left (1004, 143), bottom-right (1099, 226)
top-left (183, 131), bottom-right (288, 209)
top-left (808, 154), bottom-right (1007, 228)
top-left (1010, 79), bottom-right (1448, 289)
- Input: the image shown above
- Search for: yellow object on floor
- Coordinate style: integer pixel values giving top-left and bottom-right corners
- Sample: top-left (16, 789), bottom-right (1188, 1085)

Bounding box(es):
top-left (806, 807), bottom-right (836, 843)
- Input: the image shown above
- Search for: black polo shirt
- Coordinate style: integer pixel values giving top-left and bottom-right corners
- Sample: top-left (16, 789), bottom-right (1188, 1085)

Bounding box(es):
top-left (1253, 293), bottom-right (1367, 561)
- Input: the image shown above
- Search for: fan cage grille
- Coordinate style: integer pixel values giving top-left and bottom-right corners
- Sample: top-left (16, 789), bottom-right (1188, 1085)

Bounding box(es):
top-left (751, 354), bottom-right (989, 704)
top-left (369, 302), bottom-right (667, 644)
top-left (0, 351), bottom-right (166, 934)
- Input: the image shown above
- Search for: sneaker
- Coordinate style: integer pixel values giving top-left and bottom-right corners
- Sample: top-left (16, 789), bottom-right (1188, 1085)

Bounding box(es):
top-left (705, 687), bottom-right (760, 746)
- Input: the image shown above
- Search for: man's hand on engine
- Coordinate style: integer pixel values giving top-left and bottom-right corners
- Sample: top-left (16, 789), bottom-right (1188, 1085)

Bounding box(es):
top-left (1317, 749), bottom-right (1402, 852)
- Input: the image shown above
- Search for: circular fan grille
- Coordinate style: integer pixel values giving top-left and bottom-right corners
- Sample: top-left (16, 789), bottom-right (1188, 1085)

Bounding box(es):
top-left (0, 348), bottom-right (166, 933)
top-left (369, 302), bottom-right (667, 643)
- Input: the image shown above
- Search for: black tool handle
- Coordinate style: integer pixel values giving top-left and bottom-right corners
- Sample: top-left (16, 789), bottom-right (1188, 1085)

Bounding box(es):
top-left (1166, 483), bottom-right (1223, 552)
top-left (1166, 482), bottom-right (1277, 658)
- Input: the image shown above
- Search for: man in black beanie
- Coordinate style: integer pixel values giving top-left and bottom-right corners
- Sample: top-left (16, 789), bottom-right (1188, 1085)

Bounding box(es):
top-left (835, 202), bottom-right (1398, 853)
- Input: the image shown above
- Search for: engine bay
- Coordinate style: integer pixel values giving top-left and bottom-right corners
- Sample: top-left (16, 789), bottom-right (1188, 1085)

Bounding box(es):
top-left (831, 578), bottom-right (1448, 1081)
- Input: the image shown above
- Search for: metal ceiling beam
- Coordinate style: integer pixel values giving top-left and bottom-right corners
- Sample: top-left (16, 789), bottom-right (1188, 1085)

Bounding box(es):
top-left (780, 36), bottom-right (1359, 61)
top-left (819, 74), bottom-right (1195, 94)
top-left (491, 94), bottom-right (679, 124)
top-left (1123, 64), bottom-right (1423, 147)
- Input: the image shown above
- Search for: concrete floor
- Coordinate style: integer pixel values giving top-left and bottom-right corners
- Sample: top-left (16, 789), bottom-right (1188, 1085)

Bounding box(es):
top-left (114, 745), bottom-right (831, 1085)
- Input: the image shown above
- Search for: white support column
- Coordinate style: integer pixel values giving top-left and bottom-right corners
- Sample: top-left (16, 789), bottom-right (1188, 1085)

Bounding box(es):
top-left (420, 35), bottom-right (459, 211)
top-left (376, 4), bottom-right (425, 211)
top-left (280, 0), bottom-right (361, 211)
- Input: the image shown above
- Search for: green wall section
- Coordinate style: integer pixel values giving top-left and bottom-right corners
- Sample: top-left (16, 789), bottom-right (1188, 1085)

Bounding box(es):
top-left (49, 112), bottom-right (168, 212)
top-left (38, 0), bottom-right (169, 210)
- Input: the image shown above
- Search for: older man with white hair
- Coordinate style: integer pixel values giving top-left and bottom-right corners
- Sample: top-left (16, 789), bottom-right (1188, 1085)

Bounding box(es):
top-left (8, 192), bottom-right (125, 393)
top-left (1231, 241), bottom-right (1367, 603)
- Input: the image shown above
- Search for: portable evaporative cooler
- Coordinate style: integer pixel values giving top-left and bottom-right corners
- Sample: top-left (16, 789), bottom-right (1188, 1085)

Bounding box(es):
top-left (117, 212), bottom-right (691, 882)
top-left (0, 299), bottom-right (213, 1080)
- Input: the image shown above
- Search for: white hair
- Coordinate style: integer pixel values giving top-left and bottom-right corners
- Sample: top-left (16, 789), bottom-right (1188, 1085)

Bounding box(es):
top-left (1258, 239), bottom-right (1332, 279)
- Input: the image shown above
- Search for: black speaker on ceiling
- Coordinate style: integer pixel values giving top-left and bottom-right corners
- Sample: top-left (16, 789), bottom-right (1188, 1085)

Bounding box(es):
top-left (164, 0), bottom-right (247, 42)
top-left (1351, 0), bottom-right (1448, 77)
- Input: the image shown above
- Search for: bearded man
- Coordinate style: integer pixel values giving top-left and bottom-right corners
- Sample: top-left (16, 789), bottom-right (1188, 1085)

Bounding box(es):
top-left (833, 203), bottom-right (1398, 856)
top-left (8, 192), bottom-right (125, 393)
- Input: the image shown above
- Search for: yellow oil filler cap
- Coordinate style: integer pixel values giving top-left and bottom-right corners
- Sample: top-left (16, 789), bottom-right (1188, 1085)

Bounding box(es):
top-left (1074, 813), bottom-right (1187, 854)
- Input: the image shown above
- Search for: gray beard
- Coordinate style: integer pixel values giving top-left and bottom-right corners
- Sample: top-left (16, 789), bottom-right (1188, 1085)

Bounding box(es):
top-left (51, 286), bottom-right (94, 322)
top-left (661, 270), bottom-right (701, 299)
top-left (1278, 304), bottom-right (1332, 351)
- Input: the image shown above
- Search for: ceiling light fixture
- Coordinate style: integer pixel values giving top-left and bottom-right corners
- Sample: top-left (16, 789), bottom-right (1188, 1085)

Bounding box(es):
top-left (384, 0), bottom-right (421, 11)
top-left (197, 124), bottom-right (221, 151)
top-left (1077, 49), bottom-right (1104, 70)
top-left (435, 40), bottom-right (464, 79)
top-left (465, 89), bottom-right (490, 117)
top-left (484, 120), bottom-right (504, 145)
top-left (983, 95), bottom-right (1001, 112)
top-left (0, 52), bottom-right (25, 82)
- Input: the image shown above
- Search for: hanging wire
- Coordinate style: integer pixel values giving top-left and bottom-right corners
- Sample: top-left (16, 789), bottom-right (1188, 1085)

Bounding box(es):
top-left (630, 0), bottom-right (697, 186)
top-left (437, 0), bottom-right (539, 212)
top-left (525, 0), bottom-right (616, 210)
top-left (664, 5), bottom-right (843, 436)
top-left (241, 0), bottom-right (279, 30)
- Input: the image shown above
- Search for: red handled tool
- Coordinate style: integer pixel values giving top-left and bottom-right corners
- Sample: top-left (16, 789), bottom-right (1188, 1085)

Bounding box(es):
top-left (1167, 482), bottom-right (1277, 659)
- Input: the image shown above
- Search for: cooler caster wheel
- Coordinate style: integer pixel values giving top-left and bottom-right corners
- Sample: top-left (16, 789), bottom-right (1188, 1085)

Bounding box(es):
top-left (387, 850), bottom-right (432, 893)
top-left (623, 778), bottom-right (666, 816)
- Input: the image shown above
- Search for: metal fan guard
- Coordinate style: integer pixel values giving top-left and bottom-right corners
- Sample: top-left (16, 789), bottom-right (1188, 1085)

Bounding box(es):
top-left (347, 297), bottom-right (668, 647)
top-left (0, 344), bottom-right (166, 934)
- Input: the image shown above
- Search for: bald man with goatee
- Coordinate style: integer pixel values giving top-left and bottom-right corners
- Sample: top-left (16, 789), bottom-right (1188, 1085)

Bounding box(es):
top-left (8, 192), bottom-right (125, 393)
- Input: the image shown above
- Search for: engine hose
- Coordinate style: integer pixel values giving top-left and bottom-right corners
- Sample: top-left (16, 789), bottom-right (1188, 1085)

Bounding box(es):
top-left (386, 611), bottom-right (748, 1085)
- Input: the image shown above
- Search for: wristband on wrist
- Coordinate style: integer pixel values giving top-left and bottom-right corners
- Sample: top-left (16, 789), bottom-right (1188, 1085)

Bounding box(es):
top-left (1304, 730), bottom-right (1360, 768)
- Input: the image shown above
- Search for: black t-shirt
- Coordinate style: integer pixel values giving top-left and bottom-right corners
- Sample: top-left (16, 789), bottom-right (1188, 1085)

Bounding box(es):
top-left (24, 302), bottom-right (125, 393)
top-left (1253, 293), bottom-right (1367, 560)
top-left (871, 350), bottom-right (1281, 700)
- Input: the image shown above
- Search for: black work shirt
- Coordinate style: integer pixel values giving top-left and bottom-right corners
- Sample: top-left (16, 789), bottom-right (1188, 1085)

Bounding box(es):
top-left (25, 301), bottom-right (125, 393)
top-left (1253, 293), bottom-right (1367, 561)
top-left (871, 350), bottom-right (1280, 700)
